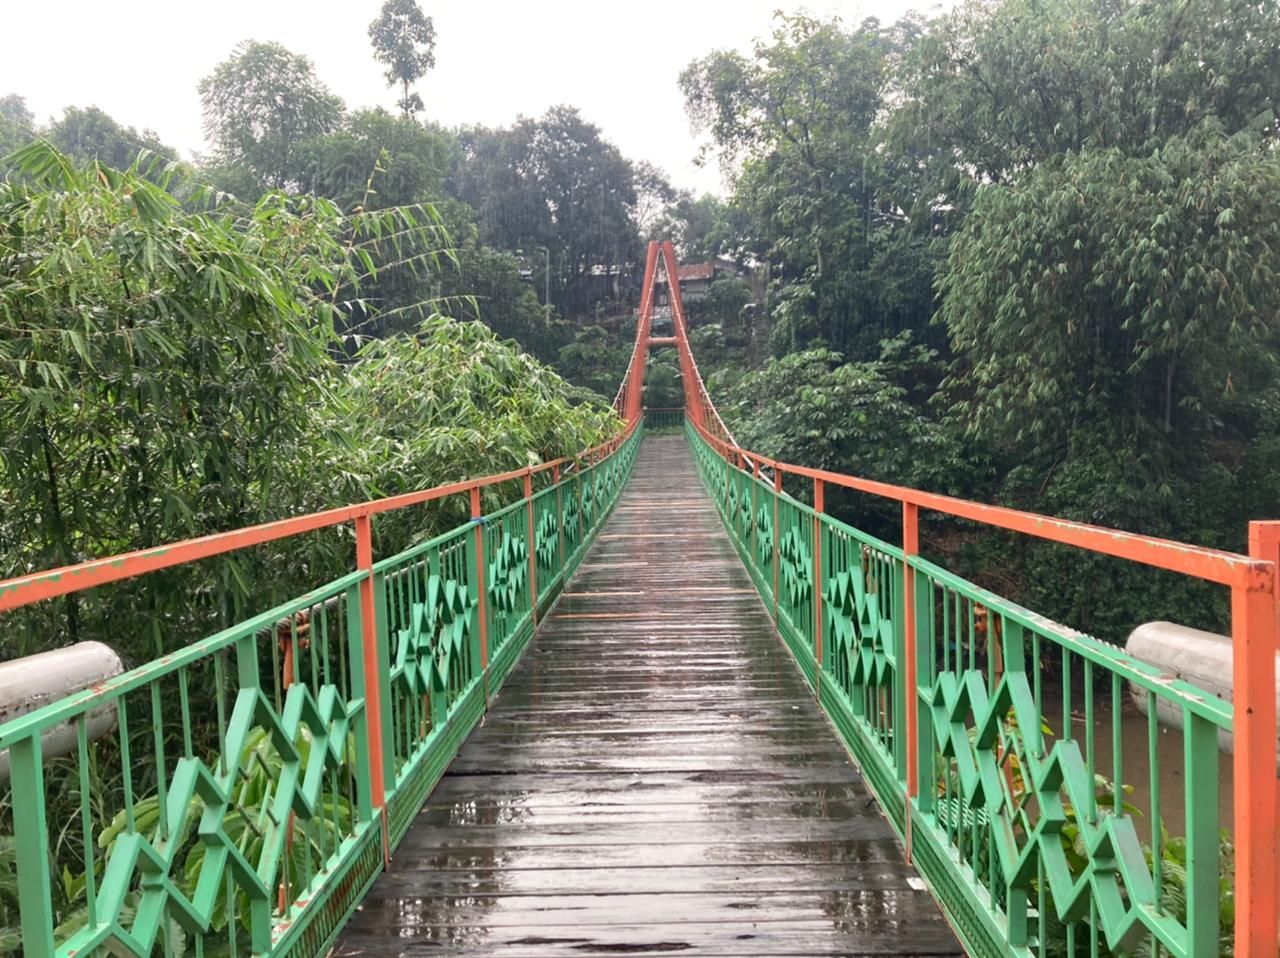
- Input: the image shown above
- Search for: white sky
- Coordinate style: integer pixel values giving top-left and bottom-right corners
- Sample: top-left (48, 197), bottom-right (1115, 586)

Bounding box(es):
top-left (2, 0), bottom-right (948, 196)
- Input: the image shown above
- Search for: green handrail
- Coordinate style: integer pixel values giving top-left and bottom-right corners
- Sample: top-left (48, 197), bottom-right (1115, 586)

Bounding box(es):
top-left (688, 419), bottom-right (1239, 958)
top-left (643, 407), bottom-right (685, 431)
top-left (0, 424), bottom-right (643, 958)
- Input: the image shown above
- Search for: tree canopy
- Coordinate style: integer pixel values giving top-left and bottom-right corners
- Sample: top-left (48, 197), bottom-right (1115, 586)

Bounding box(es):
top-left (682, 14), bottom-right (938, 358)
top-left (681, 0), bottom-right (1280, 641)
top-left (4, 0), bottom-right (1279, 651)
top-left (199, 40), bottom-right (344, 192)
top-left (900, 0), bottom-right (1279, 184)
top-left (449, 106), bottom-right (641, 316)
top-left (0, 141), bottom-right (616, 661)
top-left (45, 105), bottom-right (176, 169)
top-left (369, 0), bottom-right (437, 116)
top-left (940, 126), bottom-right (1280, 449)
top-left (0, 94), bottom-right (33, 155)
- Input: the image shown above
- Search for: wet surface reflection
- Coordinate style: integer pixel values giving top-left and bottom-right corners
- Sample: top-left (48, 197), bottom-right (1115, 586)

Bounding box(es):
top-left (336, 437), bottom-right (960, 957)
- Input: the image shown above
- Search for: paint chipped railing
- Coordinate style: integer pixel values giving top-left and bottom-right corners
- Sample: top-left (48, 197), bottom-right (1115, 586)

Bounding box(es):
top-left (0, 420), bottom-right (641, 958)
top-left (687, 417), bottom-right (1277, 958)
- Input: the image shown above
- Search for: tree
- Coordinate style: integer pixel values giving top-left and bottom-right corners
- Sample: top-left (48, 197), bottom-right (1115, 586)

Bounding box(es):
top-left (900, 0), bottom-right (1280, 186)
top-left (693, 275), bottom-right (752, 328)
top-left (435, 245), bottom-right (570, 363)
top-left (0, 94), bottom-right (34, 156)
top-left (298, 317), bottom-right (617, 549)
top-left (941, 126), bottom-right (1280, 454)
top-left (333, 317), bottom-right (615, 494)
top-left (296, 109), bottom-right (459, 339)
top-left (199, 41), bottom-right (344, 193)
top-left (0, 142), bottom-right (359, 652)
top-left (631, 161), bottom-right (677, 240)
top-left (682, 14), bottom-right (939, 357)
top-left (0, 94), bottom-right (30, 127)
top-left (448, 107), bottom-right (640, 316)
top-left (721, 346), bottom-right (946, 529)
top-left (46, 105), bottom-right (175, 169)
top-left (556, 325), bottom-right (630, 397)
top-left (670, 193), bottom-right (745, 262)
top-left (302, 108), bottom-right (455, 209)
top-left (369, 0), bottom-right (437, 117)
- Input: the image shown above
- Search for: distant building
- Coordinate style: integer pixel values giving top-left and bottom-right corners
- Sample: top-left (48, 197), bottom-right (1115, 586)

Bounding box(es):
top-left (655, 257), bottom-right (742, 305)
top-left (582, 263), bottom-right (626, 302)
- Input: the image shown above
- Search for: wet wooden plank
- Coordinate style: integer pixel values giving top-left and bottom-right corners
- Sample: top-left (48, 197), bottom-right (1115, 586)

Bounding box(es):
top-left (410, 798), bottom-right (881, 826)
top-left (368, 842), bottom-right (928, 876)
top-left (335, 435), bottom-right (959, 957)
top-left (339, 923), bottom-right (960, 957)
top-left (358, 861), bottom-right (923, 896)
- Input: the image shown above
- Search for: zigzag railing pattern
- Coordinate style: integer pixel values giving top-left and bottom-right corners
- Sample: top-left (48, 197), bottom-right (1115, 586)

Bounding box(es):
top-left (0, 420), bottom-right (642, 958)
top-left (3, 575), bottom-right (377, 958)
top-left (4, 232), bottom-right (1276, 958)
top-left (911, 560), bottom-right (1231, 958)
top-left (687, 417), bottom-right (1273, 958)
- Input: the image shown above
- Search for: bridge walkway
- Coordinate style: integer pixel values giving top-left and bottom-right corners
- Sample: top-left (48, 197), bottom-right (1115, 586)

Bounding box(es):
top-left (335, 435), bottom-right (961, 957)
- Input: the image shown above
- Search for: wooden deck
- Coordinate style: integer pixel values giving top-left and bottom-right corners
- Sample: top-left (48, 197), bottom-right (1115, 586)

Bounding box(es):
top-left (336, 435), bottom-right (961, 957)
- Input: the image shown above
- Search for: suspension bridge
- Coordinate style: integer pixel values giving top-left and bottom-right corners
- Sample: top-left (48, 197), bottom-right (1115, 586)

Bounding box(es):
top-left (0, 241), bottom-right (1276, 958)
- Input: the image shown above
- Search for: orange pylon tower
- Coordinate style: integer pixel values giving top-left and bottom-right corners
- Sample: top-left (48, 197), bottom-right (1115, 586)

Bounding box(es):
top-left (615, 240), bottom-right (704, 426)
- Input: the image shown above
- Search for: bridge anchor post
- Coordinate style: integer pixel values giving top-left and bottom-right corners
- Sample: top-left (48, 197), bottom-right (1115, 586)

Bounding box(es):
top-left (1232, 521), bottom-right (1280, 957)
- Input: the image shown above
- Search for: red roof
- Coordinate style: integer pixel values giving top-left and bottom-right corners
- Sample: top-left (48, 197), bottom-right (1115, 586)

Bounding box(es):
top-left (677, 262), bottom-right (715, 282)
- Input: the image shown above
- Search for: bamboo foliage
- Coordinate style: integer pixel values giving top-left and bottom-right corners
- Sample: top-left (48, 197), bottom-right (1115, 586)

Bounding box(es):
top-left (0, 143), bottom-right (616, 665)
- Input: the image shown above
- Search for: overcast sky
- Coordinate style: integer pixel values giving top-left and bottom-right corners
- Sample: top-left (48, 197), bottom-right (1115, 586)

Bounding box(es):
top-left (3, 1), bottom-right (948, 196)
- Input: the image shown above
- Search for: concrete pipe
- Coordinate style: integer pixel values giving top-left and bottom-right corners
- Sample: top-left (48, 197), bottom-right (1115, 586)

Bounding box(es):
top-left (1125, 621), bottom-right (1280, 758)
top-left (0, 641), bottom-right (124, 782)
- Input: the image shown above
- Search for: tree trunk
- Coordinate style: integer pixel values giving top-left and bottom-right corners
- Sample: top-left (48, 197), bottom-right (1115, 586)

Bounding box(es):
top-left (1164, 355), bottom-right (1177, 434)
top-left (39, 415), bottom-right (80, 644)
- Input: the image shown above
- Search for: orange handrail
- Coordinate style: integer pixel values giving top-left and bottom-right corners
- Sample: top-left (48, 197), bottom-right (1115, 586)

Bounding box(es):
top-left (668, 236), bottom-right (1278, 956)
top-left (686, 415), bottom-right (1269, 590)
top-left (0, 417), bottom-right (641, 614)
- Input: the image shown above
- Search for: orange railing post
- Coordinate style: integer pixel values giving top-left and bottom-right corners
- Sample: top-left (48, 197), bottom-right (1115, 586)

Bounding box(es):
top-left (902, 501), bottom-right (920, 864)
top-left (354, 512), bottom-right (390, 863)
top-left (1234, 521), bottom-right (1280, 958)
top-left (471, 486), bottom-right (490, 706)
top-left (814, 478), bottom-right (825, 700)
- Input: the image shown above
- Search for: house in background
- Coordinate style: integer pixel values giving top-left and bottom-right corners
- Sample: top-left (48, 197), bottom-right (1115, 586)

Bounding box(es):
top-left (654, 257), bottom-right (742, 306)
top-left (671, 262), bottom-right (716, 301)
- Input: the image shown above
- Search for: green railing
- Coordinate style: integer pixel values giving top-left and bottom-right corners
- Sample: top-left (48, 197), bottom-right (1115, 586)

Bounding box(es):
top-left (643, 407), bottom-right (685, 431)
top-left (0, 423), bottom-right (641, 958)
top-left (688, 420), bottom-right (1247, 958)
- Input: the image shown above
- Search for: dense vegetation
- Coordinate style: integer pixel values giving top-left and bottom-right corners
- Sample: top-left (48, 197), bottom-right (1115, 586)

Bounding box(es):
top-left (0, 0), bottom-right (634, 666)
top-left (0, 141), bottom-right (617, 659)
top-left (0, 0), bottom-right (1273, 950)
top-left (2, 0), bottom-right (1278, 650)
top-left (681, 0), bottom-right (1280, 640)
